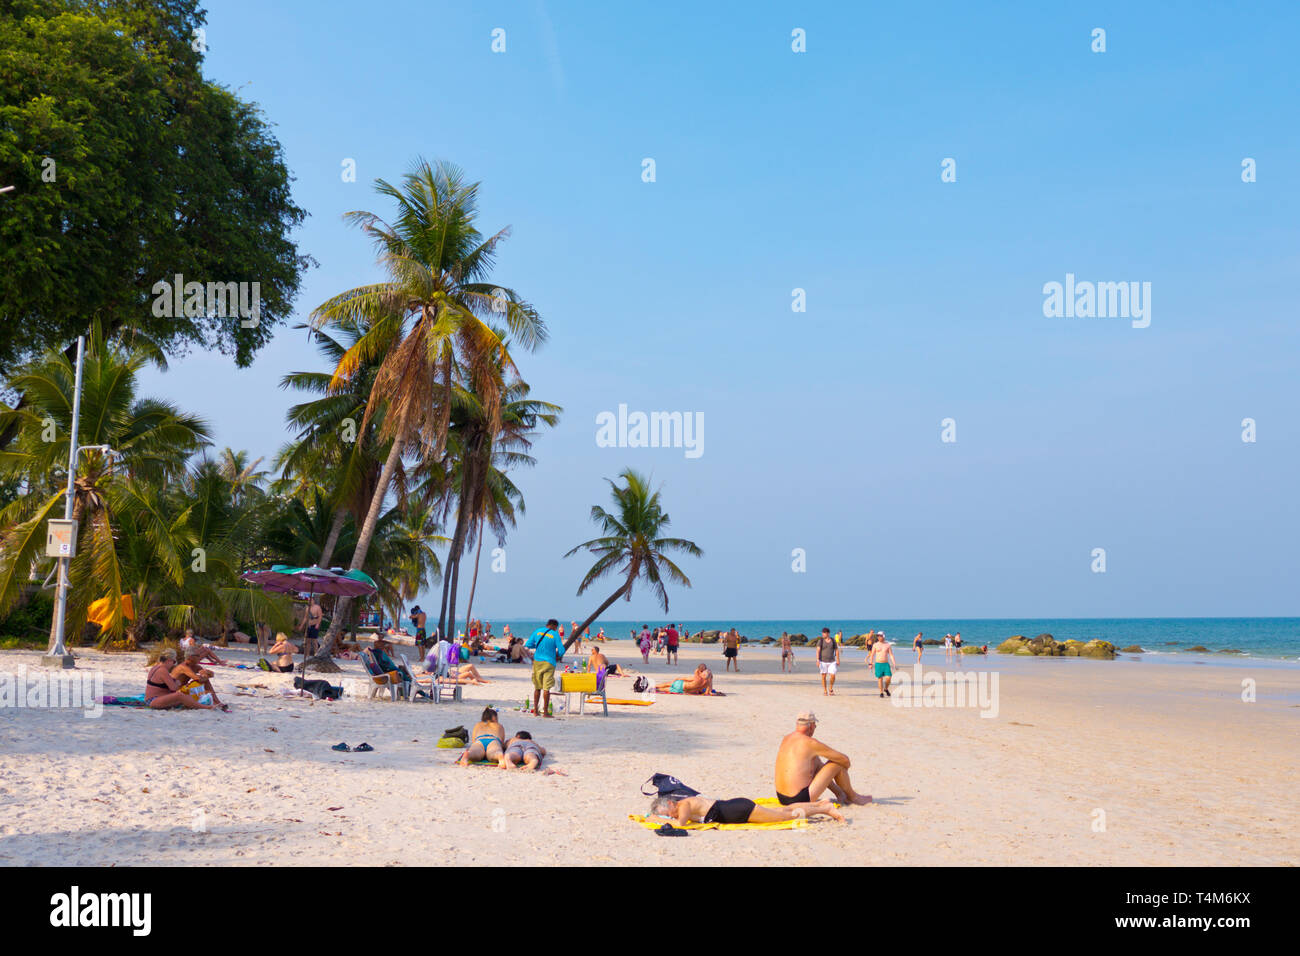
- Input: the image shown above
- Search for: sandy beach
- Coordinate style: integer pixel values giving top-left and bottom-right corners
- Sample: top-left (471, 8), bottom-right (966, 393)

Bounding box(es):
top-left (1, 642), bottom-right (1296, 867)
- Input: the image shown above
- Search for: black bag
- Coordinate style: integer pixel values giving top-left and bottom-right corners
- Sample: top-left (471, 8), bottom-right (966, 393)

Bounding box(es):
top-left (294, 676), bottom-right (342, 700)
top-left (632, 676), bottom-right (649, 693)
top-left (641, 773), bottom-right (700, 798)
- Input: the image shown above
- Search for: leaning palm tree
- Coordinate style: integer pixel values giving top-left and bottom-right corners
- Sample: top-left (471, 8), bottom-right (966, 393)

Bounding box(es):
top-left (304, 158), bottom-right (546, 670)
top-left (562, 469), bottom-right (701, 651)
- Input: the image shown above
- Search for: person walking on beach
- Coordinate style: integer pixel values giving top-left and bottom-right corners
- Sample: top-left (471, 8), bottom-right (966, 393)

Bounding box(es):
top-left (570, 620), bottom-right (582, 654)
top-left (302, 598), bottom-right (323, 656)
top-left (913, 632), bottom-right (924, 662)
top-left (815, 628), bottom-right (839, 695)
top-left (411, 606), bottom-right (427, 650)
top-left (871, 632), bottom-right (897, 697)
top-left (665, 623), bottom-right (680, 665)
top-left (781, 631), bottom-right (794, 672)
top-left (639, 626), bottom-right (651, 663)
top-left (774, 712), bottom-right (872, 806)
top-left (943, 633), bottom-right (953, 658)
top-left (722, 628), bottom-right (741, 671)
top-left (525, 619), bottom-right (565, 717)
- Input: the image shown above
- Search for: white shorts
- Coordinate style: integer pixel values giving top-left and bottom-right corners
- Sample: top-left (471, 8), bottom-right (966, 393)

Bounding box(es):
top-left (819, 661), bottom-right (838, 675)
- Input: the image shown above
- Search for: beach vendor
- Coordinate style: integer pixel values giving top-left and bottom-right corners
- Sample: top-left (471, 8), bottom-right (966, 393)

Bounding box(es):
top-left (525, 619), bottom-right (565, 717)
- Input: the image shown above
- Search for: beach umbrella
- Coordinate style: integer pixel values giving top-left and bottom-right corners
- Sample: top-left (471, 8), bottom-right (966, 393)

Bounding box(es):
top-left (240, 565), bottom-right (378, 688)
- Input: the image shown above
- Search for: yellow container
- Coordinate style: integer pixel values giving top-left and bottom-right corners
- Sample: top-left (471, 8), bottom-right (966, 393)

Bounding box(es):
top-left (560, 672), bottom-right (598, 693)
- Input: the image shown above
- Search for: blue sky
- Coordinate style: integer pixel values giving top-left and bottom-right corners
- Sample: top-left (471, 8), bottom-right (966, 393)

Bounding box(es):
top-left (141, 0), bottom-right (1300, 620)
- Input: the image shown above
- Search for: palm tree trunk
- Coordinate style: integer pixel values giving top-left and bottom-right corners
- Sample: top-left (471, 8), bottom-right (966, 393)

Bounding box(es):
top-left (564, 580), bottom-right (631, 651)
top-left (318, 504), bottom-right (348, 568)
top-left (306, 418), bottom-right (406, 671)
top-left (463, 514), bottom-right (485, 633)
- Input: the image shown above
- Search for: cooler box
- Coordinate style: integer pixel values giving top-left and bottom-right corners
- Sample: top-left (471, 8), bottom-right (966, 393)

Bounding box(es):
top-left (559, 672), bottom-right (597, 694)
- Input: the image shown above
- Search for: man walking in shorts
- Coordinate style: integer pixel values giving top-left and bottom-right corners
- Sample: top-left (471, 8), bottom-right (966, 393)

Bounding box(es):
top-left (871, 632), bottom-right (897, 698)
top-left (815, 627), bottom-right (840, 695)
top-left (665, 623), bottom-right (680, 665)
top-left (525, 618), bottom-right (565, 717)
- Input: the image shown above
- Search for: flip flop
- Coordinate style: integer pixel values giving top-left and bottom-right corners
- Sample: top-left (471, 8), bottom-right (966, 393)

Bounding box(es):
top-left (353, 742), bottom-right (374, 752)
top-left (655, 823), bottom-right (689, 837)
top-left (331, 742), bottom-right (351, 752)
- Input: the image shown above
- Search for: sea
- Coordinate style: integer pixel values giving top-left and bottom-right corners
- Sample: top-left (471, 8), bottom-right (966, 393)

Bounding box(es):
top-left (483, 618), bottom-right (1300, 664)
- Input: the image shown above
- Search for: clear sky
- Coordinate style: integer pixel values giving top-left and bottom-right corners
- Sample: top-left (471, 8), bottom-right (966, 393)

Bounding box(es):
top-left (140, 1), bottom-right (1300, 620)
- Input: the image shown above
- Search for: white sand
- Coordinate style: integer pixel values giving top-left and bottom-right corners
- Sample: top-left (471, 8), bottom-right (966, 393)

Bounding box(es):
top-left (0, 641), bottom-right (1296, 866)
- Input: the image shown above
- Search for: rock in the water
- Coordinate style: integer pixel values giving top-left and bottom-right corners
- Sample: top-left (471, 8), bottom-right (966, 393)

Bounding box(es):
top-left (1013, 647), bottom-right (1036, 656)
top-left (760, 636), bottom-right (775, 644)
top-left (1186, 645), bottom-right (1210, 653)
top-left (1120, 645), bottom-right (1144, 653)
top-left (1078, 639), bottom-right (1116, 659)
top-left (998, 636), bottom-right (1029, 654)
top-left (789, 633), bottom-right (808, 646)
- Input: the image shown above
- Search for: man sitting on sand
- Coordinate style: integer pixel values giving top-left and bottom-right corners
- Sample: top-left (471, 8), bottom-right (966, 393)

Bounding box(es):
top-left (145, 649), bottom-right (217, 711)
top-left (499, 731), bottom-right (547, 771)
top-left (774, 712), bottom-right (872, 806)
top-left (588, 644), bottom-right (635, 677)
top-left (172, 647), bottom-right (230, 711)
top-left (646, 793), bottom-right (843, 826)
top-left (655, 663), bottom-right (722, 696)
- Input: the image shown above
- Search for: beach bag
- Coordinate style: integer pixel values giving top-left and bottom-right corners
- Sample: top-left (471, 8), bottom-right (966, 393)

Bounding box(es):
top-left (641, 774), bottom-right (700, 798)
top-left (294, 677), bottom-right (342, 700)
top-left (632, 676), bottom-right (649, 693)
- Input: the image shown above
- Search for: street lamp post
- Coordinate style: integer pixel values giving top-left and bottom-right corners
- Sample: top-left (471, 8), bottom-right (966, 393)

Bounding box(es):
top-left (43, 336), bottom-right (86, 668)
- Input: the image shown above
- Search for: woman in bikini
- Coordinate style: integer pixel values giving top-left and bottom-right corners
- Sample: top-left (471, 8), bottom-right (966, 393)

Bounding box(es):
top-left (498, 731), bottom-right (546, 770)
top-left (262, 632), bottom-right (297, 673)
top-left (457, 707), bottom-right (506, 765)
top-left (144, 649), bottom-right (217, 711)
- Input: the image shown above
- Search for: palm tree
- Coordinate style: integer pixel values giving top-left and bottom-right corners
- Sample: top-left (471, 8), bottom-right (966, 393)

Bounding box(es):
top-left (562, 469), bottom-right (701, 650)
top-left (304, 159), bottom-right (546, 670)
top-left (0, 330), bottom-right (210, 646)
top-left (428, 371), bottom-right (559, 642)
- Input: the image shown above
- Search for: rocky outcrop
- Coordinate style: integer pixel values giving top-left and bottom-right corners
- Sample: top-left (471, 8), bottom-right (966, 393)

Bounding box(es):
top-left (999, 634), bottom-right (1115, 659)
top-left (789, 633), bottom-right (808, 646)
top-left (690, 630), bottom-right (721, 644)
top-left (1120, 645), bottom-right (1144, 653)
top-left (1186, 645), bottom-right (1210, 653)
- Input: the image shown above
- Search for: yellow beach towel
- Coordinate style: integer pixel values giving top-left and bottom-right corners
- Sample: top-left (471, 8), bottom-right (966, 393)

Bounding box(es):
top-left (628, 797), bottom-right (836, 831)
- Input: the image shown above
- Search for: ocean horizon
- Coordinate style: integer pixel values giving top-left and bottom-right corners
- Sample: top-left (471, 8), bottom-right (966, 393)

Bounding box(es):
top-left (476, 617), bottom-right (1300, 662)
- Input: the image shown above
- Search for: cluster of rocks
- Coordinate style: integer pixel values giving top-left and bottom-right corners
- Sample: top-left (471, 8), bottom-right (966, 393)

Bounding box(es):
top-left (996, 633), bottom-right (1116, 659)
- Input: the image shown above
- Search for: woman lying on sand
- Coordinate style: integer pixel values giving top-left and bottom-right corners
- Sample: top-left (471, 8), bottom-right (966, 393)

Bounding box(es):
top-left (144, 649), bottom-right (218, 711)
top-left (457, 708), bottom-right (506, 765)
top-left (647, 794), bottom-right (843, 826)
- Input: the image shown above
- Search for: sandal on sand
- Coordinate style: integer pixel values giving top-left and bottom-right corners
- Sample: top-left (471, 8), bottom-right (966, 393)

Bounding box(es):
top-left (353, 742), bottom-right (374, 752)
top-left (331, 742), bottom-right (351, 752)
top-left (219, 704), bottom-right (231, 712)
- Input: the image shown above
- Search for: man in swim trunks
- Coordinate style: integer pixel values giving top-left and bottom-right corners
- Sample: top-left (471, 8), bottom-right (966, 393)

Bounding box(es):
top-left (815, 627), bottom-right (839, 695)
top-left (722, 628), bottom-right (740, 671)
top-left (870, 633), bottom-right (897, 697)
top-left (654, 664), bottom-right (718, 695)
top-left (774, 712), bottom-right (872, 806)
top-left (647, 793), bottom-right (843, 826)
top-left (499, 731), bottom-right (546, 770)
top-left (411, 606), bottom-right (427, 650)
top-left (525, 619), bottom-right (565, 716)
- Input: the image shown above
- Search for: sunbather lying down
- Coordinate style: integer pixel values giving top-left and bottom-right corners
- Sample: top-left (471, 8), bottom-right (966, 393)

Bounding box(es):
top-left (499, 731), bottom-right (546, 770)
top-left (655, 664), bottom-right (723, 695)
top-left (457, 708), bottom-right (506, 765)
top-left (431, 662), bottom-right (491, 685)
top-left (646, 794), bottom-right (843, 826)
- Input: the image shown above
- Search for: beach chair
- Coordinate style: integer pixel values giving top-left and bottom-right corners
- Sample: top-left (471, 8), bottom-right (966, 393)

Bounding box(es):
top-left (410, 648), bottom-right (463, 703)
top-left (559, 668), bottom-right (608, 716)
top-left (360, 648), bottom-right (410, 702)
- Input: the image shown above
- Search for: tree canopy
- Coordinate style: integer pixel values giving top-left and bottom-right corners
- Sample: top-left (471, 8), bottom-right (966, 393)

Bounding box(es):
top-left (0, 0), bottom-right (311, 374)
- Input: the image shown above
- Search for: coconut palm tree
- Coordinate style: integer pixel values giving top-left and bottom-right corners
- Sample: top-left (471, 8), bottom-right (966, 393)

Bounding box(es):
top-left (562, 469), bottom-right (701, 650)
top-left (429, 371), bottom-right (559, 641)
top-left (0, 330), bottom-right (210, 645)
top-left (304, 159), bottom-right (546, 670)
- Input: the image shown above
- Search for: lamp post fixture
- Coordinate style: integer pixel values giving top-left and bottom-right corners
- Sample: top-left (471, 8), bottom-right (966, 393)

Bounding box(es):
top-left (42, 337), bottom-right (110, 668)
